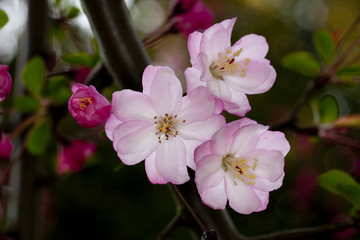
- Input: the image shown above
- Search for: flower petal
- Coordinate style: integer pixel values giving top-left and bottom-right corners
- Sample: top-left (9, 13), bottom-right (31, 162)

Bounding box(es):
top-left (254, 173), bottom-right (284, 192)
top-left (225, 174), bottom-right (261, 214)
top-left (207, 79), bottom-right (231, 100)
top-left (112, 90), bottom-right (154, 121)
top-left (145, 152), bottom-right (168, 184)
top-left (185, 66), bottom-right (206, 93)
top-left (230, 124), bottom-right (268, 156)
top-left (250, 149), bottom-right (285, 182)
top-left (142, 65), bottom-right (164, 96)
top-left (253, 189), bottom-right (269, 212)
top-left (116, 124), bottom-right (158, 165)
top-left (148, 67), bottom-right (183, 115)
top-left (182, 139), bottom-right (202, 170)
top-left (179, 86), bottom-right (217, 123)
top-left (195, 154), bottom-right (224, 193)
top-left (194, 140), bottom-right (212, 165)
top-left (256, 131), bottom-right (290, 156)
top-left (225, 59), bottom-right (276, 94)
top-left (156, 138), bottom-right (189, 184)
top-left (232, 34), bottom-right (269, 59)
top-left (223, 89), bottom-right (251, 117)
top-left (199, 179), bottom-right (227, 210)
top-left (179, 115), bottom-right (225, 141)
top-left (188, 31), bottom-right (204, 65)
top-left (105, 114), bottom-right (122, 141)
top-left (112, 120), bottom-right (148, 150)
top-left (210, 123), bottom-right (238, 155)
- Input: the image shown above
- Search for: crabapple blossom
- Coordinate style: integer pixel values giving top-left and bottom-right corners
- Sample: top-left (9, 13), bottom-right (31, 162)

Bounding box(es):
top-left (105, 65), bottom-right (225, 185)
top-left (57, 140), bottom-right (96, 174)
top-left (185, 18), bottom-right (276, 116)
top-left (0, 65), bottom-right (12, 102)
top-left (194, 118), bottom-right (290, 214)
top-left (0, 133), bottom-right (13, 160)
top-left (68, 83), bottom-right (111, 128)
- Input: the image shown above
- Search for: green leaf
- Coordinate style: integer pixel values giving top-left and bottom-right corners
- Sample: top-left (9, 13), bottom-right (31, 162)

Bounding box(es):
top-left (313, 29), bottom-right (335, 64)
top-left (13, 95), bottom-right (40, 113)
top-left (22, 57), bottom-right (47, 97)
top-left (319, 170), bottom-right (360, 209)
top-left (61, 52), bottom-right (98, 67)
top-left (319, 95), bottom-right (339, 123)
top-left (66, 6), bottom-right (80, 19)
top-left (281, 51), bottom-right (321, 77)
top-left (26, 120), bottom-right (52, 155)
top-left (44, 76), bottom-right (72, 105)
top-left (0, 9), bottom-right (8, 29)
top-left (337, 66), bottom-right (360, 77)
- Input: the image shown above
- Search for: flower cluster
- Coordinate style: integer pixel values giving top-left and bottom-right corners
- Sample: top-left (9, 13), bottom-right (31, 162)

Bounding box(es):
top-left (0, 65), bottom-right (12, 103)
top-left (69, 17), bottom-right (289, 214)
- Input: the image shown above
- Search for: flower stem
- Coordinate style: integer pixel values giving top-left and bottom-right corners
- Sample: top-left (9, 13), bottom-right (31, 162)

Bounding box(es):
top-left (9, 114), bottom-right (38, 140)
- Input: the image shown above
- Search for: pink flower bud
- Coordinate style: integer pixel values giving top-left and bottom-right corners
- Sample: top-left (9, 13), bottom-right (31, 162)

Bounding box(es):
top-left (73, 67), bottom-right (92, 84)
top-left (173, 1), bottom-right (213, 37)
top-left (0, 133), bottom-right (13, 160)
top-left (57, 140), bottom-right (96, 174)
top-left (171, 0), bottom-right (198, 14)
top-left (0, 65), bottom-right (12, 102)
top-left (68, 83), bottom-right (111, 128)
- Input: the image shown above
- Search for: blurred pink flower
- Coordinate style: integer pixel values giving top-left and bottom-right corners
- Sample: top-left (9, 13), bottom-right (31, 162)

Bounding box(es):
top-left (73, 67), bottom-right (92, 84)
top-left (0, 133), bottom-right (13, 160)
top-left (194, 118), bottom-right (290, 214)
top-left (171, 0), bottom-right (198, 13)
top-left (57, 140), bottom-right (96, 174)
top-left (0, 65), bottom-right (12, 102)
top-left (68, 83), bottom-right (111, 128)
top-left (173, 1), bottom-right (213, 37)
top-left (105, 65), bottom-right (225, 185)
top-left (185, 18), bottom-right (276, 116)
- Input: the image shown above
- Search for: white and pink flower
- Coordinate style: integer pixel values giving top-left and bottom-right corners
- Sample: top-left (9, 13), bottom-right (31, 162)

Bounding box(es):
top-left (185, 18), bottom-right (276, 116)
top-left (194, 118), bottom-right (290, 214)
top-left (105, 65), bottom-right (225, 185)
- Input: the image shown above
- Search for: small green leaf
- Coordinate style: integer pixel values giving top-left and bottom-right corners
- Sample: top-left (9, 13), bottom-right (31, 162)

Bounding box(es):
top-left (14, 95), bottom-right (40, 113)
top-left (0, 9), bottom-right (8, 29)
top-left (22, 57), bottom-right (46, 97)
top-left (337, 184), bottom-right (360, 209)
top-left (26, 120), bottom-right (52, 155)
top-left (319, 95), bottom-right (339, 123)
top-left (337, 66), bottom-right (360, 77)
top-left (66, 6), bottom-right (80, 19)
top-left (44, 76), bottom-right (72, 105)
top-left (281, 51), bottom-right (321, 77)
top-left (313, 29), bottom-right (335, 64)
top-left (61, 52), bottom-right (98, 67)
top-left (319, 170), bottom-right (356, 193)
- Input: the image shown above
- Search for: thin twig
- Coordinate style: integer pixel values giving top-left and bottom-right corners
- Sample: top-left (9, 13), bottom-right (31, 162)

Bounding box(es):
top-left (335, 13), bottom-right (360, 56)
top-left (157, 213), bottom-right (184, 240)
top-left (173, 184), bottom-right (207, 232)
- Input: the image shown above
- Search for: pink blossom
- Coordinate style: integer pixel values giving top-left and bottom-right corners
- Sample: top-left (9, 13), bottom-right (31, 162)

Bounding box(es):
top-left (105, 65), bottom-right (225, 185)
top-left (57, 140), bottom-right (96, 174)
top-left (73, 67), bottom-right (92, 84)
top-left (0, 65), bottom-right (12, 102)
top-left (171, 0), bottom-right (198, 13)
top-left (173, 1), bottom-right (213, 37)
top-left (194, 118), bottom-right (290, 214)
top-left (68, 83), bottom-right (111, 128)
top-left (0, 133), bottom-right (13, 160)
top-left (185, 18), bottom-right (276, 116)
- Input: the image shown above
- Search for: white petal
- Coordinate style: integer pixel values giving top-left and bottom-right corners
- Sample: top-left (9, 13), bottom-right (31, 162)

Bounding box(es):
top-left (253, 189), bottom-right (269, 212)
top-left (149, 67), bottom-right (183, 115)
top-left (188, 31), bottom-right (204, 65)
top-left (185, 67), bottom-right (206, 93)
top-left (156, 138), bottom-right (189, 184)
top-left (179, 115), bottom-right (225, 141)
top-left (142, 65), bottom-right (164, 96)
top-left (254, 173), bottom-right (284, 192)
top-left (198, 179), bottom-right (227, 210)
top-left (256, 131), bottom-right (290, 156)
top-left (194, 141), bottom-right (212, 165)
top-left (223, 90), bottom-right (251, 117)
top-left (225, 174), bottom-right (261, 214)
top-left (250, 149), bottom-right (285, 182)
top-left (145, 152), bottom-right (168, 184)
top-left (105, 114), bottom-right (122, 141)
top-left (182, 139), bottom-right (202, 170)
top-left (207, 79), bottom-right (231, 100)
top-left (112, 90), bottom-right (154, 121)
top-left (230, 124), bottom-right (268, 156)
top-left (112, 120), bottom-right (148, 150)
top-left (232, 34), bottom-right (269, 59)
top-left (195, 154), bottom-right (224, 193)
top-left (116, 124), bottom-right (158, 165)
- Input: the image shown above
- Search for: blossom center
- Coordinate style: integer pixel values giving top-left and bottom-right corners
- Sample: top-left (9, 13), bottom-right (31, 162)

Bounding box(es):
top-left (154, 114), bottom-right (186, 143)
top-left (222, 154), bottom-right (257, 186)
top-left (78, 97), bottom-right (93, 110)
top-left (209, 48), bottom-right (249, 80)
